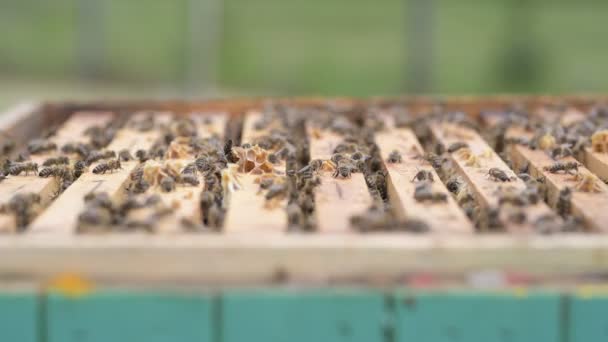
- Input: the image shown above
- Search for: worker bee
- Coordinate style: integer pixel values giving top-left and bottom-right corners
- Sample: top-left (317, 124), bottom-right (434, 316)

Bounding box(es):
top-left (387, 150), bottom-right (402, 163)
top-left (550, 145), bottom-right (573, 160)
top-left (332, 160), bottom-right (354, 179)
top-left (286, 203), bottom-right (304, 230)
top-left (351, 151), bottom-right (365, 161)
top-left (403, 218), bottom-right (430, 233)
top-left (504, 136), bottom-right (530, 146)
top-left (0, 139), bottom-right (15, 156)
top-left (73, 160), bottom-right (87, 178)
top-left (446, 177), bottom-right (461, 193)
top-left (92, 159), bottom-right (122, 174)
top-left (486, 206), bottom-right (503, 230)
top-left (447, 141), bottom-right (468, 153)
top-left (487, 168), bottom-right (514, 182)
top-left (160, 176), bottom-right (175, 192)
top-left (543, 161), bottom-right (580, 175)
top-left (38, 165), bottom-right (71, 178)
top-left (85, 150), bottom-right (116, 165)
top-left (180, 174), bottom-right (200, 186)
top-left (224, 139), bottom-right (238, 163)
top-left (118, 149), bottom-right (133, 161)
top-left (42, 156), bottom-right (69, 166)
top-left (181, 162), bottom-right (197, 176)
top-left (27, 139), bottom-right (57, 154)
top-left (135, 149), bottom-right (150, 162)
top-left (8, 162), bottom-right (38, 176)
top-left (8, 192), bottom-right (41, 230)
top-left (265, 183), bottom-right (288, 201)
top-left (330, 153), bottom-right (346, 164)
top-left (556, 187), bottom-right (572, 217)
top-left (414, 182), bottom-right (447, 203)
top-left (411, 169), bottom-right (434, 183)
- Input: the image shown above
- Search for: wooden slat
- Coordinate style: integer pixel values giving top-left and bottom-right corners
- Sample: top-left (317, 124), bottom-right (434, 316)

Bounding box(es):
top-left (506, 127), bottom-right (608, 232)
top-left (0, 112), bottom-right (114, 233)
top-left (223, 111), bottom-right (287, 233)
top-left (430, 122), bottom-right (558, 232)
top-left (152, 113), bottom-right (226, 233)
top-left (374, 118), bottom-right (473, 233)
top-left (306, 121), bottom-right (372, 233)
top-left (28, 113), bottom-right (171, 234)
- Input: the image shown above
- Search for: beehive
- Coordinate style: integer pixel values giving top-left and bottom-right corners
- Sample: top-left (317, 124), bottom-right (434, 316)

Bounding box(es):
top-left (1, 96), bottom-right (608, 287)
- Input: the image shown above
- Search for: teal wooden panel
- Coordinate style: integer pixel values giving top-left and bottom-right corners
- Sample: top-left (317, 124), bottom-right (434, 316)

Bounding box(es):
top-left (394, 290), bottom-right (561, 342)
top-left (0, 292), bottom-right (39, 342)
top-left (222, 289), bottom-right (386, 342)
top-left (569, 292), bottom-right (608, 342)
top-left (46, 291), bottom-right (215, 342)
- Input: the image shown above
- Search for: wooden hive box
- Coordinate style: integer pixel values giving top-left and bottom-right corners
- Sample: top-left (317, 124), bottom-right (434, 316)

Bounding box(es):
top-left (1, 96), bottom-right (608, 288)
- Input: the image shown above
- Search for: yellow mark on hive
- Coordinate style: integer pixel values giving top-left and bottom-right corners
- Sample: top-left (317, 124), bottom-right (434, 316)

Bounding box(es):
top-left (577, 285), bottom-right (608, 299)
top-left (47, 273), bottom-right (94, 297)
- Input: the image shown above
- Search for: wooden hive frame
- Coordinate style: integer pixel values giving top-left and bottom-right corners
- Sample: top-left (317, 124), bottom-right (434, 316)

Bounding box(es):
top-left (2, 95), bottom-right (608, 287)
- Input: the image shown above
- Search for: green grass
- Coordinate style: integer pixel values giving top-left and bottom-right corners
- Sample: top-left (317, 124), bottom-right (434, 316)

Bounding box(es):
top-left (0, 0), bottom-right (607, 97)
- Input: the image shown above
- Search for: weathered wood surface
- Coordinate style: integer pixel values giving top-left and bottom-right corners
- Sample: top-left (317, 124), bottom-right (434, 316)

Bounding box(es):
top-left (430, 122), bottom-right (558, 232)
top-left (223, 112), bottom-right (287, 233)
top-left (375, 117), bottom-right (473, 233)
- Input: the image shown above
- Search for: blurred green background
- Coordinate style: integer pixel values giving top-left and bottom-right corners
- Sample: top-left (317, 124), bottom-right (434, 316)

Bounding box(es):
top-left (0, 0), bottom-right (606, 108)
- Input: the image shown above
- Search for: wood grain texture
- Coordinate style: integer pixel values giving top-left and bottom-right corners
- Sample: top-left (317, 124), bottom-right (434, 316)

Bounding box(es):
top-left (507, 130), bottom-right (608, 232)
top-left (0, 112), bottom-right (114, 233)
top-left (430, 122), bottom-right (558, 232)
top-left (375, 117), bottom-right (473, 233)
top-left (223, 111), bottom-right (287, 233)
top-left (307, 121), bottom-right (372, 233)
top-left (28, 113), bottom-right (171, 234)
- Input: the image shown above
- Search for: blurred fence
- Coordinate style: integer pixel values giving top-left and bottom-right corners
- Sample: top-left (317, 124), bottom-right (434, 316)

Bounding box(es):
top-left (0, 0), bottom-right (607, 95)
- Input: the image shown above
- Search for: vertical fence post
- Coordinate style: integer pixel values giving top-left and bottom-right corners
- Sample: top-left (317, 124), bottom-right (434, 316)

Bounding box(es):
top-left (182, 0), bottom-right (224, 94)
top-left (405, 0), bottom-right (434, 94)
top-left (76, 0), bottom-right (106, 79)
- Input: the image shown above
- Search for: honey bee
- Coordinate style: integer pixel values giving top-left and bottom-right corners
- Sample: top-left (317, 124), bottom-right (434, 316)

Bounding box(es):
top-left (447, 141), bottom-right (468, 153)
top-left (414, 182), bottom-right (447, 203)
top-left (224, 139), bottom-right (239, 163)
top-left (42, 156), bottom-right (69, 166)
top-left (8, 192), bottom-right (41, 230)
top-left (411, 169), bottom-right (434, 183)
top-left (181, 162), bottom-right (197, 176)
top-left (403, 218), bottom-right (431, 233)
top-left (92, 159), bottom-right (122, 174)
top-left (118, 149), bottom-right (133, 161)
top-left (8, 162), bottom-right (38, 176)
top-left (160, 176), bottom-right (176, 192)
top-left (38, 165), bottom-right (71, 178)
top-left (180, 174), bottom-right (200, 186)
top-left (387, 150), bottom-right (402, 163)
top-left (0, 139), bottom-right (15, 156)
top-left (135, 149), bottom-right (150, 163)
top-left (332, 160), bottom-right (354, 179)
top-left (351, 151), bottom-right (365, 161)
top-left (267, 153), bottom-right (279, 164)
top-left (446, 177), bottom-right (461, 193)
top-left (27, 139), bottom-right (57, 154)
top-left (330, 153), bottom-right (346, 164)
top-left (556, 187), bottom-right (572, 217)
top-left (265, 183), bottom-right (288, 200)
top-left (550, 145), bottom-right (573, 160)
top-left (73, 160), bottom-right (87, 178)
top-left (543, 161), bottom-right (580, 175)
top-left (86, 150), bottom-right (116, 165)
top-left (487, 168), bottom-right (513, 182)
top-left (287, 203), bottom-right (303, 229)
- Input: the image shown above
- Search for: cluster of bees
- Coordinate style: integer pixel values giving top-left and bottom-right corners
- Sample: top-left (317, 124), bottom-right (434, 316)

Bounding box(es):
top-left (3, 101), bottom-right (608, 234)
